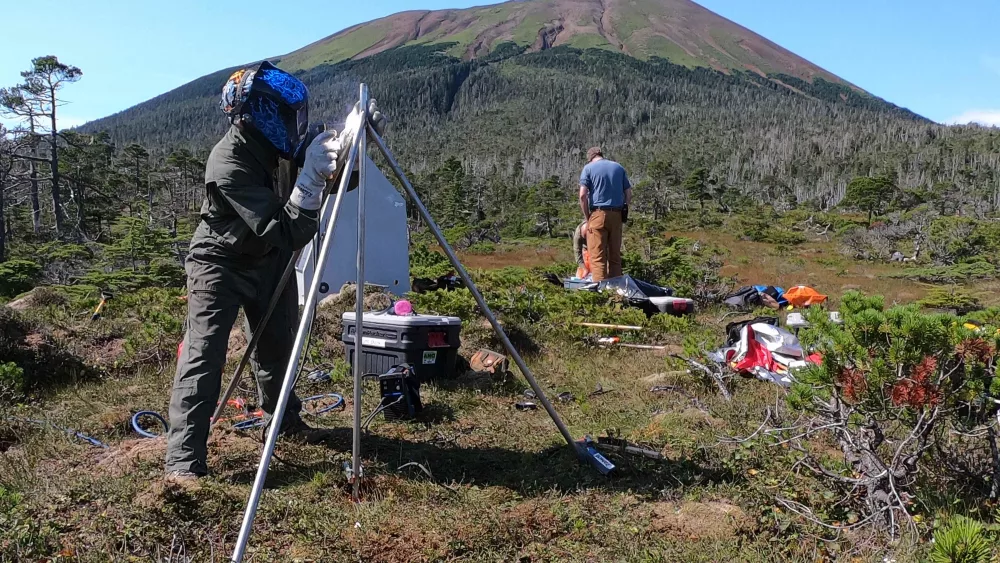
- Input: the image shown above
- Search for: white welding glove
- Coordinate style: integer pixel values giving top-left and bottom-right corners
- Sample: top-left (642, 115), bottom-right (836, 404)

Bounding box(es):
top-left (291, 130), bottom-right (341, 210)
top-left (336, 99), bottom-right (388, 153)
top-left (367, 98), bottom-right (388, 138)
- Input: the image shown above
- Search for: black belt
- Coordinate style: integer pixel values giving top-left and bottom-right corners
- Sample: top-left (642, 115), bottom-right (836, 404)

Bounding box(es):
top-left (592, 206), bottom-right (623, 212)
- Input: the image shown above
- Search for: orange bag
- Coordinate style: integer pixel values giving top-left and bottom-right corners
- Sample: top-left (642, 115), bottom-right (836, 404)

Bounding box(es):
top-left (783, 286), bottom-right (828, 308)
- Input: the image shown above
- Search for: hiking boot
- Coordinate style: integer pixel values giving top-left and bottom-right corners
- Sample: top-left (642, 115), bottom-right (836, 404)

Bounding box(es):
top-left (280, 418), bottom-right (335, 444)
top-left (163, 470), bottom-right (204, 491)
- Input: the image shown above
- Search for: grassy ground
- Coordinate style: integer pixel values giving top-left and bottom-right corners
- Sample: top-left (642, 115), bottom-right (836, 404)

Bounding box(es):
top-left (0, 226), bottom-right (975, 561)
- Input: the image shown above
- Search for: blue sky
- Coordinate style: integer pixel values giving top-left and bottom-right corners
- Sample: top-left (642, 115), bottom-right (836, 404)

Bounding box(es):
top-left (2, 0), bottom-right (998, 127)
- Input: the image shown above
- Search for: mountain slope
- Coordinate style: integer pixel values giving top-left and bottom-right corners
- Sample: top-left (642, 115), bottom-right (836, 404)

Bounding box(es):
top-left (278, 0), bottom-right (851, 87)
top-left (79, 0), bottom-right (991, 214)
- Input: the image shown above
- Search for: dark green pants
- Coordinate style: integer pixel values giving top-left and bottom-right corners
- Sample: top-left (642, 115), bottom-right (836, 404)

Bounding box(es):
top-left (165, 251), bottom-right (302, 475)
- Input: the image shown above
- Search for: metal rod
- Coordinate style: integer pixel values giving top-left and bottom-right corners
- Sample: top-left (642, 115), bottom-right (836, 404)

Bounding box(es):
top-left (351, 84), bottom-right (369, 500)
top-left (577, 322), bottom-right (643, 331)
top-left (367, 124), bottom-right (582, 459)
top-left (230, 117), bottom-right (364, 563)
top-left (211, 249), bottom-right (301, 427)
top-left (614, 343), bottom-right (667, 351)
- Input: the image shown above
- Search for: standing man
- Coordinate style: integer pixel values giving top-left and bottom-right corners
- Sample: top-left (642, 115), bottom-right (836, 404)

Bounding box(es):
top-left (164, 61), bottom-right (385, 482)
top-left (579, 147), bottom-right (631, 281)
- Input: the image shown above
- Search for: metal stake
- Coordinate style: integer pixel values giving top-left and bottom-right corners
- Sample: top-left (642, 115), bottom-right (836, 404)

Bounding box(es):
top-left (350, 84), bottom-right (369, 499)
top-left (367, 124), bottom-right (582, 459)
top-left (230, 112), bottom-right (364, 563)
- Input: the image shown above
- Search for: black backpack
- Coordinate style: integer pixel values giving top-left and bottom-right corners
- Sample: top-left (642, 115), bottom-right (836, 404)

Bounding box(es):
top-left (723, 286), bottom-right (763, 311)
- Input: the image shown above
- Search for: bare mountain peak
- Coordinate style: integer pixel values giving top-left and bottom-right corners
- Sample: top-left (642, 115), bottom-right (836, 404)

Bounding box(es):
top-left (277, 0), bottom-right (851, 89)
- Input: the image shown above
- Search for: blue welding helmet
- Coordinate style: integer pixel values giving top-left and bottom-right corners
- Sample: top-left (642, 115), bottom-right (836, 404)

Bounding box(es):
top-left (220, 61), bottom-right (309, 159)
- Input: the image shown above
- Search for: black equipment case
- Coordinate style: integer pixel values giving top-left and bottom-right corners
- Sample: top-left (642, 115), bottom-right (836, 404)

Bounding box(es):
top-left (342, 311), bottom-right (462, 381)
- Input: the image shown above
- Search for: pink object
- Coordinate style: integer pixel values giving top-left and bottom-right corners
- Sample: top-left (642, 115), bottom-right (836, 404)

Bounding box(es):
top-left (393, 300), bottom-right (413, 316)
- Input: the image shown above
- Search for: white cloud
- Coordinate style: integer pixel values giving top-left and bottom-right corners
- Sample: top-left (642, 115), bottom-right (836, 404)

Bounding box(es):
top-left (947, 110), bottom-right (1000, 127)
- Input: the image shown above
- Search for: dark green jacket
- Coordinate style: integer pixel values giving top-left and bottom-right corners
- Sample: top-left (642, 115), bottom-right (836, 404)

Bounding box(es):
top-left (189, 126), bottom-right (318, 267)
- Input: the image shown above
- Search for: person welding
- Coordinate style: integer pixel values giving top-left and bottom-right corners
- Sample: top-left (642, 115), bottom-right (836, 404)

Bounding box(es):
top-left (164, 61), bottom-right (386, 483)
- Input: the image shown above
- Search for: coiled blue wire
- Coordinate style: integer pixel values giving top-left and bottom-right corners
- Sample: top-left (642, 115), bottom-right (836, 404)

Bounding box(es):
top-left (131, 411), bottom-right (169, 439)
top-left (233, 417), bottom-right (265, 431)
top-left (302, 393), bottom-right (345, 414)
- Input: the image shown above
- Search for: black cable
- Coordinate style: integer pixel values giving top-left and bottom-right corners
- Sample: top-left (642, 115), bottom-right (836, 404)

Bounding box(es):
top-left (361, 395), bottom-right (404, 432)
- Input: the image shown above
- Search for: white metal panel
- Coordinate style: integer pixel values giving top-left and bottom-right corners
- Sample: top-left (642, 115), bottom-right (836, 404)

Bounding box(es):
top-left (296, 156), bottom-right (411, 305)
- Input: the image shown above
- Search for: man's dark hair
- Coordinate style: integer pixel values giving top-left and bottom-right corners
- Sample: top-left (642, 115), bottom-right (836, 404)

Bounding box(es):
top-left (586, 147), bottom-right (603, 162)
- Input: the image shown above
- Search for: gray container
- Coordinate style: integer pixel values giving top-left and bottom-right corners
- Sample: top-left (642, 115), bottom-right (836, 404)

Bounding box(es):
top-left (648, 296), bottom-right (696, 316)
top-left (342, 312), bottom-right (462, 381)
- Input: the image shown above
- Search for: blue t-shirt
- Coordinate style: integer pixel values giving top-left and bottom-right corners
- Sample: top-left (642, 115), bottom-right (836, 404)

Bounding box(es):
top-left (580, 159), bottom-right (631, 209)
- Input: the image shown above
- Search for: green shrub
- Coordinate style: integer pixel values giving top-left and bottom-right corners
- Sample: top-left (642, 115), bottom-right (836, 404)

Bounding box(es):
top-left (410, 244), bottom-right (453, 279)
top-left (0, 308), bottom-right (99, 401)
top-left (779, 292), bottom-right (999, 534)
top-left (116, 288), bottom-right (186, 365)
top-left (0, 362), bottom-right (25, 398)
top-left (646, 313), bottom-right (692, 336)
top-left (81, 257), bottom-right (184, 292)
top-left (623, 237), bottom-right (728, 298)
top-left (918, 287), bottom-right (983, 313)
top-left (0, 484), bottom-right (57, 558)
top-left (81, 217), bottom-right (185, 291)
top-left (929, 515), bottom-right (995, 563)
top-left (763, 229), bottom-right (806, 245)
top-left (742, 221), bottom-right (806, 245)
top-left (407, 266), bottom-right (661, 347)
top-left (884, 261), bottom-right (996, 283)
top-left (466, 242), bottom-right (496, 255)
top-left (928, 216), bottom-right (984, 265)
top-left (738, 208), bottom-right (807, 245)
top-left (0, 260), bottom-right (42, 299)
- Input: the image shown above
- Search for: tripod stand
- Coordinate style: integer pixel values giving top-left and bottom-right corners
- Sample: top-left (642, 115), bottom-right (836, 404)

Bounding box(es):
top-left (230, 84), bottom-right (584, 562)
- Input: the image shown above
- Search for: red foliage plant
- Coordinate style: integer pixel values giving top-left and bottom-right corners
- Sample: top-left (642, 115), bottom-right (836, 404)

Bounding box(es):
top-left (836, 367), bottom-right (867, 402)
top-left (955, 338), bottom-right (995, 365)
top-left (891, 356), bottom-right (941, 409)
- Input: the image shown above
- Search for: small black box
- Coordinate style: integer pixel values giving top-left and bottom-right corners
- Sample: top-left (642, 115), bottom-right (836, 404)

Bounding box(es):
top-left (378, 365), bottom-right (422, 420)
top-left (342, 311), bottom-right (462, 382)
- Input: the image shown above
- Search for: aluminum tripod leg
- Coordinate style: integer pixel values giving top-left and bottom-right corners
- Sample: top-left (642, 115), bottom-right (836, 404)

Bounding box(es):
top-left (367, 124), bottom-right (583, 460)
top-left (230, 118), bottom-right (363, 563)
top-left (350, 84), bottom-right (369, 499)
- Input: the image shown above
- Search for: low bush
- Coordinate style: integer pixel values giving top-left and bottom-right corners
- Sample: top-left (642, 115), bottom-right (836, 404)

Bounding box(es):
top-left (740, 214), bottom-right (806, 245)
top-left (762, 291), bottom-right (1000, 538)
top-left (410, 244), bottom-right (453, 279)
top-left (466, 242), bottom-right (496, 254)
top-left (918, 287), bottom-right (983, 314)
top-left (0, 362), bottom-right (25, 402)
top-left (407, 266), bottom-right (693, 351)
top-left (0, 260), bottom-right (42, 299)
top-left (0, 308), bottom-right (101, 402)
top-left (883, 261), bottom-right (996, 283)
top-left (622, 236), bottom-right (731, 302)
top-left (929, 515), bottom-right (996, 563)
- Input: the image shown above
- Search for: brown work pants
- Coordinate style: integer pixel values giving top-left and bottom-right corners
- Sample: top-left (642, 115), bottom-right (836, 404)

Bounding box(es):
top-left (587, 209), bottom-right (623, 281)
